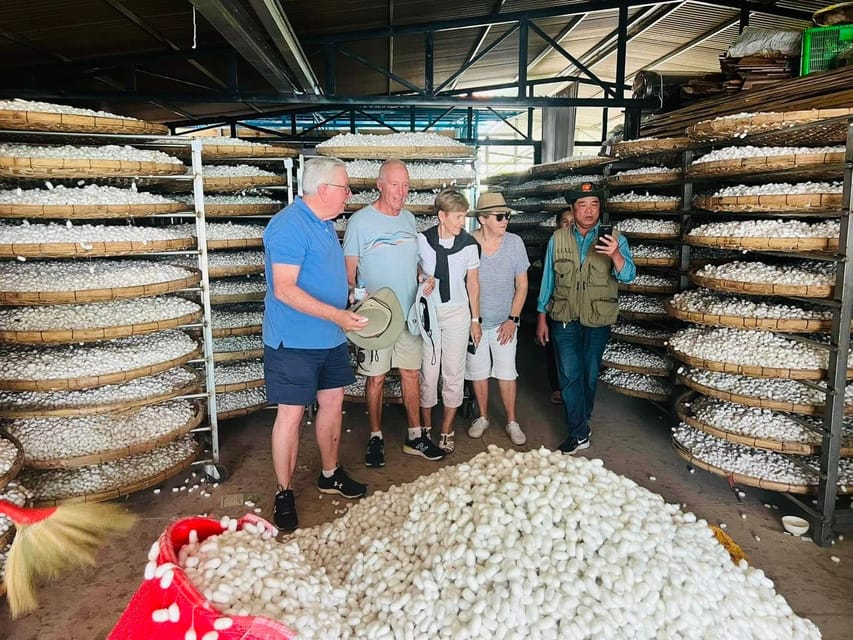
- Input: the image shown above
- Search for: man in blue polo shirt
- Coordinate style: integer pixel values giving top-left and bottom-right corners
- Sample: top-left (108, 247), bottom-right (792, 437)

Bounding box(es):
top-left (263, 156), bottom-right (369, 532)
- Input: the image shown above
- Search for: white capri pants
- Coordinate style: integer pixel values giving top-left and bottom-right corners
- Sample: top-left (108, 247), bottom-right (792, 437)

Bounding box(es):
top-left (420, 303), bottom-right (471, 409)
top-left (465, 325), bottom-right (519, 381)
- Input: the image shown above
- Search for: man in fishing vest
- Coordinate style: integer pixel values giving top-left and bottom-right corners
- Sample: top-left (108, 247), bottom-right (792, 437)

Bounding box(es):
top-left (535, 181), bottom-right (636, 454)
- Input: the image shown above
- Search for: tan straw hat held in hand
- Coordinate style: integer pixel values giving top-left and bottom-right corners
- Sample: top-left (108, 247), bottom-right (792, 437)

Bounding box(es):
top-left (346, 287), bottom-right (405, 350)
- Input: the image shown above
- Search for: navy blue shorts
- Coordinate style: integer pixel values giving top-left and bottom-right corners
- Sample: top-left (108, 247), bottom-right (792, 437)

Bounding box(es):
top-left (263, 343), bottom-right (355, 406)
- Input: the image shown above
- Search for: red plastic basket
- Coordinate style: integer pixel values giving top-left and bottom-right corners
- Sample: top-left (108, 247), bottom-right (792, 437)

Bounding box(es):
top-left (108, 514), bottom-right (297, 639)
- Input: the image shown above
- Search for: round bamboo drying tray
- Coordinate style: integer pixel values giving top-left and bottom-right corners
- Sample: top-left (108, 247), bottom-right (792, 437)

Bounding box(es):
top-left (0, 344), bottom-right (202, 392)
top-left (671, 438), bottom-right (817, 495)
top-left (23, 401), bottom-right (206, 470)
top-left (210, 324), bottom-right (262, 339)
top-left (209, 291), bottom-right (265, 305)
top-left (600, 380), bottom-right (670, 402)
top-left (609, 331), bottom-right (669, 348)
top-left (607, 201), bottom-right (681, 213)
top-left (611, 137), bottom-right (690, 158)
top-left (686, 108), bottom-right (853, 144)
top-left (0, 236), bottom-right (196, 259)
top-left (674, 391), bottom-right (853, 457)
top-left (529, 156), bottom-right (610, 178)
top-left (215, 377), bottom-right (264, 394)
top-left (0, 434), bottom-right (24, 492)
top-left (601, 360), bottom-right (671, 377)
top-left (619, 310), bottom-right (670, 322)
top-left (0, 201), bottom-right (186, 220)
top-left (348, 176), bottom-right (471, 190)
top-left (316, 145), bottom-right (475, 159)
top-left (208, 263), bottom-right (264, 278)
top-left (668, 348), bottom-right (849, 381)
top-left (203, 203), bottom-right (281, 217)
top-left (206, 237), bottom-right (263, 251)
top-left (0, 366), bottom-right (203, 419)
top-left (0, 528), bottom-right (13, 551)
top-left (617, 230), bottom-right (681, 241)
top-left (0, 269), bottom-right (201, 307)
top-left (202, 175), bottom-right (285, 192)
top-left (511, 201), bottom-right (567, 213)
top-left (0, 108), bottom-right (169, 135)
top-left (675, 372), bottom-right (848, 416)
top-left (685, 234), bottom-right (838, 252)
top-left (619, 282), bottom-right (679, 294)
top-left (687, 151), bottom-right (845, 180)
top-left (689, 269), bottom-right (834, 298)
top-left (0, 307), bottom-right (203, 345)
top-left (664, 299), bottom-right (834, 333)
top-left (165, 142), bottom-right (299, 160)
top-left (632, 256), bottom-right (679, 267)
top-left (693, 192), bottom-right (843, 213)
top-left (0, 157), bottom-right (184, 179)
top-left (218, 402), bottom-right (269, 421)
top-left (29, 438), bottom-right (202, 507)
top-left (213, 348), bottom-right (264, 363)
top-left (608, 169), bottom-right (681, 186)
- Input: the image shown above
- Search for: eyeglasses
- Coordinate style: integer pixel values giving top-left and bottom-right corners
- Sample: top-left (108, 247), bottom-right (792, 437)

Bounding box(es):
top-left (488, 213), bottom-right (511, 222)
top-left (325, 183), bottom-right (352, 194)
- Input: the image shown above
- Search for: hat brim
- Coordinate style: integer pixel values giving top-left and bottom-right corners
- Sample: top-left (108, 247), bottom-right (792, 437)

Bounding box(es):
top-left (347, 287), bottom-right (405, 350)
top-left (469, 204), bottom-right (515, 216)
top-left (564, 191), bottom-right (604, 205)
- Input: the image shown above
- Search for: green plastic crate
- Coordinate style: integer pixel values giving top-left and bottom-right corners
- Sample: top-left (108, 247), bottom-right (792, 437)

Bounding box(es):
top-left (800, 24), bottom-right (853, 75)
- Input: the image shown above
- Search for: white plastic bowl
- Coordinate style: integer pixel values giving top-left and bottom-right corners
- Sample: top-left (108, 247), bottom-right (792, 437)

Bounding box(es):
top-left (782, 515), bottom-right (810, 536)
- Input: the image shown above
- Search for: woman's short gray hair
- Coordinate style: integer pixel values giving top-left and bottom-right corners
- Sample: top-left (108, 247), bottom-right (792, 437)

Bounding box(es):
top-left (433, 187), bottom-right (469, 214)
top-left (302, 157), bottom-right (347, 195)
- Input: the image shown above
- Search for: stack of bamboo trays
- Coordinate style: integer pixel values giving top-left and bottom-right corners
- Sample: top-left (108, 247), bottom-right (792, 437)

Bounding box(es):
top-left (0, 99), bottom-right (206, 505)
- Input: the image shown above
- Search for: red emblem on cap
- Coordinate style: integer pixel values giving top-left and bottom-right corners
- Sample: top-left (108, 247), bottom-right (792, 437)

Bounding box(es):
top-left (582, 182), bottom-right (593, 191)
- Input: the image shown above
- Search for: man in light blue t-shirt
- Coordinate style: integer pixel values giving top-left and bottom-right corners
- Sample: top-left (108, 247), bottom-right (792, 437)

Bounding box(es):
top-left (343, 159), bottom-right (445, 468)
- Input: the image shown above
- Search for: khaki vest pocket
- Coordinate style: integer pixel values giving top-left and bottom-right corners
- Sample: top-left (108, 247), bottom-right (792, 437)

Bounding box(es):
top-left (588, 298), bottom-right (619, 327)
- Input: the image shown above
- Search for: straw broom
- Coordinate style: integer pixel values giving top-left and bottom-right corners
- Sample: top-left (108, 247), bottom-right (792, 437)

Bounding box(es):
top-left (0, 499), bottom-right (137, 619)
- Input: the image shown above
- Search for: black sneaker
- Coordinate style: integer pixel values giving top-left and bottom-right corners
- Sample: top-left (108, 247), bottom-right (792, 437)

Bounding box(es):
top-left (559, 435), bottom-right (590, 455)
top-left (318, 466), bottom-right (367, 499)
top-left (273, 487), bottom-right (298, 532)
top-left (365, 435), bottom-right (385, 467)
top-left (403, 428), bottom-right (446, 461)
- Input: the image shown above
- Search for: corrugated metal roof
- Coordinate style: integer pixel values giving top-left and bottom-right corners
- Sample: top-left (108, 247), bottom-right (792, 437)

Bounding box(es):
top-left (0, 0), bottom-right (830, 129)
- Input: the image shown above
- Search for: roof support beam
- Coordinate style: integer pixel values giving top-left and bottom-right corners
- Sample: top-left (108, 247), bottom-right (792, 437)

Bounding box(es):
top-left (188, 0), bottom-right (297, 93)
top-left (447, 0), bottom-right (508, 91)
top-left (434, 24), bottom-right (519, 94)
top-left (525, 15), bottom-right (585, 75)
top-left (102, 0), bottom-right (228, 90)
top-left (629, 15), bottom-right (739, 76)
top-left (247, 0), bottom-right (322, 94)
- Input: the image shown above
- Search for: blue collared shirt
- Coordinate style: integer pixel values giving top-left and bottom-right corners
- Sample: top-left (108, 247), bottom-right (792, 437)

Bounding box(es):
top-left (262, 198), bottom-right (348, 349)
top-left (536, 222), bottom-right (636, 313)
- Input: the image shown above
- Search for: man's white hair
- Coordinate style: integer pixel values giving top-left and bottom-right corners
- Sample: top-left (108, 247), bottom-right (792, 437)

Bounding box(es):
top-left (302, 156), bottom-right (347, 195)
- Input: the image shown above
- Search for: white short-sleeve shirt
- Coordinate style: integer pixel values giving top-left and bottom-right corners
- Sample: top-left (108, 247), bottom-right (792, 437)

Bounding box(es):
top-left (417, 233), bottom-right (480, 307)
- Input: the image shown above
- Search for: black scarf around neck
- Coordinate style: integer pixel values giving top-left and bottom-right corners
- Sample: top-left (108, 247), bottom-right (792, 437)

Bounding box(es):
top-left (423, 226), bottom-right (481, 303)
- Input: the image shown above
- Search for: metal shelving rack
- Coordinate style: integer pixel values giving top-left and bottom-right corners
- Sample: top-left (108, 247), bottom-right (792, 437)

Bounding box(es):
top-left (0, 129), bottom-right (227, 483)
top-left (671, 117), bottom-right (853, 545)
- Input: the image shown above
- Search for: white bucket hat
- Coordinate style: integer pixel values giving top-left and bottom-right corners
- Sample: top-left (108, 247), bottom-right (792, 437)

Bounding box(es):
top-left (407, 280), bottom-right (441, 351)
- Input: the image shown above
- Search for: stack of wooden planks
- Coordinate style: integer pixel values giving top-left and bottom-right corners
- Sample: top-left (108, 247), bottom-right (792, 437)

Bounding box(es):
top-left (641, 65), bottom-right (853, 138)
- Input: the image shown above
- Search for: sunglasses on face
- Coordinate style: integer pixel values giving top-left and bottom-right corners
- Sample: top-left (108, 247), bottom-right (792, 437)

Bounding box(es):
top-left (488, 213), bottom-right (511, 222)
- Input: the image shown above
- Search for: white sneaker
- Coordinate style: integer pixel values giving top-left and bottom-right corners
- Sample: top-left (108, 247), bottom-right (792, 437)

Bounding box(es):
top-left (506, 421), bottom-right (527, 445)
top-left (468, 416), bottom-right (490, 438)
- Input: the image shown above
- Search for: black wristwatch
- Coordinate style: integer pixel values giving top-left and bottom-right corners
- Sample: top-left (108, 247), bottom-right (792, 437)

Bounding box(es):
top-left (508, 315), bottom-right (520, 325)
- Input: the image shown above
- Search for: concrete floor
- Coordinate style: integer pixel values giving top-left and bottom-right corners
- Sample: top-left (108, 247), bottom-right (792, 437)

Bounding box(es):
top-left (2, 328), bottom-right (852, 639)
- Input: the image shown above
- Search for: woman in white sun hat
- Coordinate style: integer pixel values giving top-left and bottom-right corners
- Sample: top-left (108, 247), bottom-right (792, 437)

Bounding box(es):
top-left (465, 191), bottom-right (530, 446)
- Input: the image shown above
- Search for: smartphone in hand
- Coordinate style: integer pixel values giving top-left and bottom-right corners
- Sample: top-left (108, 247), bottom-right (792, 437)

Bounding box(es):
top-left (597, 224), bottom-right (613, 244)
